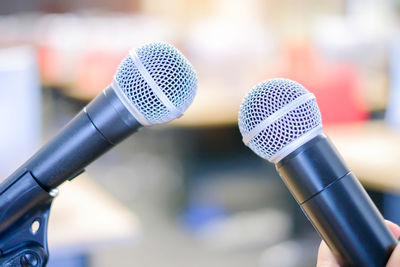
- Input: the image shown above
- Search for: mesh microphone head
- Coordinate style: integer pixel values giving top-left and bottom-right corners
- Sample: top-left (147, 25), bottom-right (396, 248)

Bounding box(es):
top-left (238, 78), bottom-right (323, 163)
top-left (112, 42), bottom-right (198, 126)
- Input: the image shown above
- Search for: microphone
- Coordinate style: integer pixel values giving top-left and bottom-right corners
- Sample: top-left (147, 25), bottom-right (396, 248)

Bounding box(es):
top-left (238, 78), bottom-right (397, 266)
top-left (0, 42), bottom-right (197, 266)
top-left (1, 41), bottom-right (197, 194)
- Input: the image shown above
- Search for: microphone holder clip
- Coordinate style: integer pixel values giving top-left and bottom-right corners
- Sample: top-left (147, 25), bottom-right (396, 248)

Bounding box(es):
top-left (0, 171), bottom-right (56, 267)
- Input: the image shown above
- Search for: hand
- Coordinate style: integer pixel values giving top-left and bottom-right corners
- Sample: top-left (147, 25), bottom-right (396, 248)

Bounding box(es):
top-left (316, 220), bottom-right (400, 267)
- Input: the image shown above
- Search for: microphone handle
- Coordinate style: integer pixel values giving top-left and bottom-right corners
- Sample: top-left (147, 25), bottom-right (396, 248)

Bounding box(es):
top-left (276, 134), bottom-right (397, 267)
top-left (2, 85), bottom-right (140, 191)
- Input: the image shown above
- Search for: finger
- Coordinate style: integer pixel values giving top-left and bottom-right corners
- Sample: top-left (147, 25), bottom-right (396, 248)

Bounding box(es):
top-left (316, 220), bottom-right (399, 266)
top-left (385, 220), bottom-right (400, 239)
top-left (316, 241), bottom-right (340, 267)
top-left (386, 243), bottom-right (400, 267)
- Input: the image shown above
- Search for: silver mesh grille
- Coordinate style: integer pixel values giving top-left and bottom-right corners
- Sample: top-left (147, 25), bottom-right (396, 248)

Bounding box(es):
top-left (238, 78), bottom-right (322, 161)
top-left (114, 42), bottom-right (197, 125)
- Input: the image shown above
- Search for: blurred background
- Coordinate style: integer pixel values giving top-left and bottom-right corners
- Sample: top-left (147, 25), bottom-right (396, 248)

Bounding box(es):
top-left (1, 0), bottom-right (400, 266)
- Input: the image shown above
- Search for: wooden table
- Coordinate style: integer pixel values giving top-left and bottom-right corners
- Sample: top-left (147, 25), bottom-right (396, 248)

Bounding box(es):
top-left (325, 120), bottom-right (400, 223)
top-left (326, 121), bottom-right (400, 193)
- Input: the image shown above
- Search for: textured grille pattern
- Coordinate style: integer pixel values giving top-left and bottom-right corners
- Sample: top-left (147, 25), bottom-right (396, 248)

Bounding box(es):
top-left (238, 78), bottom-right (322, 160)
top-left (114, 42), bottom-right (197, 125)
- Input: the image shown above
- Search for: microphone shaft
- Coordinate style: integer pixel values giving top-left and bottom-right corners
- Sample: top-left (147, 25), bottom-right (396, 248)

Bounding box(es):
top-left (276, 134), bottom-right (397, 266)
top-left (5, 86), bottom-right (141, 190)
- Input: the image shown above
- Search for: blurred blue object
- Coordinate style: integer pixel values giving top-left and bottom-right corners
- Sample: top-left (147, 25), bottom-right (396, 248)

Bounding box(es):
top-left (180, 204), bottom-right (227, 231)
top-left (386, 30), bottom-right (400, 129)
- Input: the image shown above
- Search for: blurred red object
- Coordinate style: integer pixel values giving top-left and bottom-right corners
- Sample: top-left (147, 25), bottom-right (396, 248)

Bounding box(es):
top-left (268, 42), bottom-right (368, 124)
top-left (37, 44), bottom-right (62, 86)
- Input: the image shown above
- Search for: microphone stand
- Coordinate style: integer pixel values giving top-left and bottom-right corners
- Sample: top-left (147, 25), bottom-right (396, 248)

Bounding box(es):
top-left (0, 170), bottom-right (58, 267)
top-left (0, 86), bottom-right (139, 267)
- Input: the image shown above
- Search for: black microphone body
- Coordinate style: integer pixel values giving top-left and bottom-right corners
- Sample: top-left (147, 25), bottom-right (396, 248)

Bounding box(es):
top-left (1, 86), bottom-right (141, 191)
top-left (0, 87), bottom-right (141, 234)
top-left (277, 134), bottom-right (397, 266)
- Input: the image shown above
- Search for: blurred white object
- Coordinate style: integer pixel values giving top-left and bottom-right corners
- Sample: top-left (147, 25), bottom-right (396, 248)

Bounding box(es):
top-left (0, 46), bottom-right (41, 180)
top-left (197, 209), bottom-right (291, 251)
top-left (184, 0), bottom-right (276, 126)
top-left (258, 241), bottom-right (304, 267)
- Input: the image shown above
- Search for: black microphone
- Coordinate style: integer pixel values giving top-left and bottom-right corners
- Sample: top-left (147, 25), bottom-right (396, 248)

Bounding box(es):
top-left (238, 78), bottom-right (397, 266)
top-left (0, 42), bottom-right (197, 232)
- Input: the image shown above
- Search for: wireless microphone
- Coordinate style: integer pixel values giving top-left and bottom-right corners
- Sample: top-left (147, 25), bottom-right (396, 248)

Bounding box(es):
top-left (238, 78), bottom-right (397, 266)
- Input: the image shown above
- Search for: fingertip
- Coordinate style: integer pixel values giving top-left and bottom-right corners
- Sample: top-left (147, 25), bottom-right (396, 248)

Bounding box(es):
top-left (316, 241), bottom-right (340, 267)
top-left (385, 220), bottom-right (400, 239)
top-left (387, 243), bottom-right (400, 267)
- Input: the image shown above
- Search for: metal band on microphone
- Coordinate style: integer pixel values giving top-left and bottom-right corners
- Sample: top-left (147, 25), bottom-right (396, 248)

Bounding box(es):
top-left (111, 80), bottom-right (151, 126)
top-left (129, 49), bottom-right (183, 119)
top-left (242, 93), bottom-right (316, 145)
top-left (269, 125), bottom-right (322, 163)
